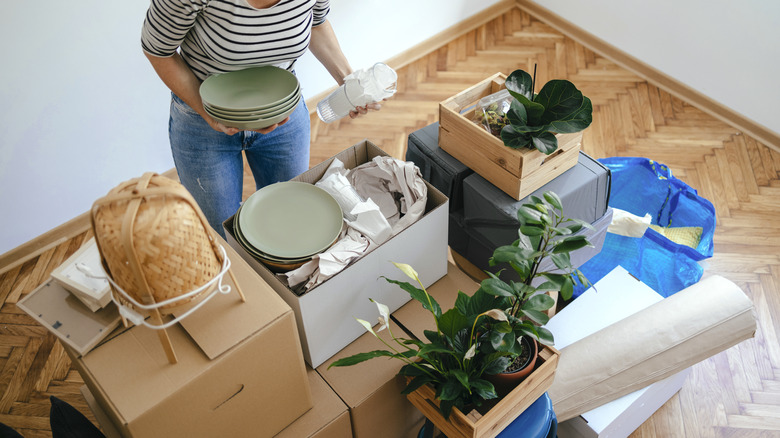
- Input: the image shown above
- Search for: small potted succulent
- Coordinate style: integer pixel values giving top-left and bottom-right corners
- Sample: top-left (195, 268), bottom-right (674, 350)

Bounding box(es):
top-left (476, 67), bottom-right (593, 154)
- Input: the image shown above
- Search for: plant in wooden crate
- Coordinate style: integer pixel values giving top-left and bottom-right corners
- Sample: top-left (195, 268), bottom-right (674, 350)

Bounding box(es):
top-left (478, 191), bottom-right (595, 396)
top-left (328, 261), bottom-right (518, 419)
top-left (475, 67), bottom-right (593, 155)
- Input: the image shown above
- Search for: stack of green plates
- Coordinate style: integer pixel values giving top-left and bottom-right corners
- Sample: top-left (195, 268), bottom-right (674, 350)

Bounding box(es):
top-left (200, 66), bottom-right (301, 130)
top-left (233, 182), bottom-right (344, 273)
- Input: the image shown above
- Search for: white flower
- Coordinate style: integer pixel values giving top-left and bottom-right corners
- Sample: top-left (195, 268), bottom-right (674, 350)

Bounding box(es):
top-left (392, 262), bottom-right (420, 282)
top-left (371, 298), bottom-right (390, 332)
top-left (484, 309), bottom-right (508, 322)
top-left (464, 344), bottom-right (477, 360)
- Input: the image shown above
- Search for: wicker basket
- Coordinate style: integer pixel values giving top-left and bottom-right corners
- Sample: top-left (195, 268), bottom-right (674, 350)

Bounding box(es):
top-left (91, 172), bottom-right (225, 313)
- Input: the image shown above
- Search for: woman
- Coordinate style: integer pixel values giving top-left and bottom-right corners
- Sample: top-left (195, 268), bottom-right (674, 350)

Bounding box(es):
top-left (141, 0), bottom-right (376, 236)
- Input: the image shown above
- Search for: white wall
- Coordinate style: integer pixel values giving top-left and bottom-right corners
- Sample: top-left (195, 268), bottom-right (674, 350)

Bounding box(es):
top-left (526, 0), bottom-right (780, 138)
top-left (1, 0), bottom-right (778, 255)
top-left (0, 0), bottom-right (501, 255)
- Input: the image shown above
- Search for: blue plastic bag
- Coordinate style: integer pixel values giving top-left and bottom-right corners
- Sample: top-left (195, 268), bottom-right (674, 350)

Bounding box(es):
top-left (574, 157), bottom-right (716, 298)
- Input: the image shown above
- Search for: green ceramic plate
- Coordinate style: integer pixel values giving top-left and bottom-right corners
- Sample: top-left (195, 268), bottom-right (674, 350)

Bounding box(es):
top-left (238, 182), bottom-right (344, 259)
top-left (199, 66), bottom-right (299, 111)
top-left (207, 95), bottom-right (300, 130)
top-left (233, 206), bottom-right (313, 263)
top-left (205, 90), bottom-right (300, 121)
top-left (204, 84), bottom-right (300, 117)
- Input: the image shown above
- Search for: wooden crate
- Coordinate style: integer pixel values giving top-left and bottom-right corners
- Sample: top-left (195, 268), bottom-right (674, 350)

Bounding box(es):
top-left (406, 344), bottom-right (559, 438)
top-left (439, 73), bottom-right (582, 200)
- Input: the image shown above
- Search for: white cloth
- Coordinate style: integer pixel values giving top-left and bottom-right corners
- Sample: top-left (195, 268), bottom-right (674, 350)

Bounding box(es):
top-left (607, 208), bottom-right (652, 237)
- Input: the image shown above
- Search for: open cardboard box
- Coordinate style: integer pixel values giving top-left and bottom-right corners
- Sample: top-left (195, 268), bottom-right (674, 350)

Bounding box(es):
top-left (224, 140), bottom-right (449, 368)
top-left (316, 319), bottom-right (426, 438)
top-left (66, 236), bottom-right (312, 438)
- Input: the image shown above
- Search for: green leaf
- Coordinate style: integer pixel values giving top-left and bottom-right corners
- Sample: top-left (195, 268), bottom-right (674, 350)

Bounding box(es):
top-left (552, 235), bottom-right (593, 253)
top-left (561, 277), bottom-right (574, 301)
top-left (328, 350), bottom-right (395, 368)
top-left (505, 99), bottom-right (528, 126)
top-left (451, 369), bottom-right (470, 390)
top-left (484, 356), bottom-right (511, 374)
top-left (438, 309), bottom-right (471, 342)
top-left (547, 96), bottom-right (593, 134)
top-left (438, 378), bottom-right (463, 401)
top-left (401, 375), bottom-right (434, 394)
top-left (480, 277), bottom-right (516, 298)
top-left (531, 131), bottom-right (558, 154)
top-left (418, 343), bottom-right (457, 358)
top-left (550, 226), bottom-right (573, 236)
top-left (500, 125), bottom-right (532, 149)
top-left (384, 277), bottom-right (442, 318)
top-left (523, 293), bottom-right (555, 311)
top-left (535, 80), bottom-right (585, 124)
top-left (521, 308), bottom-right (550, 326)
top-left (439, 400), bottom-right (455, 420)
top-left (505, 69), bottom-right (534, 101)
top-left (519, 225), bottom-right (544, 236)
top-left (517, 205), bottom-right (544, 224)
top-left (490, 331), bottom-right (516, 351)
top-left (536, 326), bottom-right (555, 346)
top-left (550, 252), bottom-right (572, 271)
top-left (543, 192), bottom-right (563, 211)
top-left (470, 379), bottom-right (498, 400)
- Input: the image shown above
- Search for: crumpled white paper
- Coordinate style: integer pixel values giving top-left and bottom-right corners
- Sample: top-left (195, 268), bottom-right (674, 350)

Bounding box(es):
top-left (607, 208), bottom-right (652, 237)
top-left (281, 156), bottom-right (427, 293)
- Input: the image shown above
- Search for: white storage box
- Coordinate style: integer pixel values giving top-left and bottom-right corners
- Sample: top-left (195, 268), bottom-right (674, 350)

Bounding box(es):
top-left (50, 237), bottom-right (112, 311)
top-left (546, 266), bottom-right (689, 437)
top-left (224, 140), bottom-right (449, 368)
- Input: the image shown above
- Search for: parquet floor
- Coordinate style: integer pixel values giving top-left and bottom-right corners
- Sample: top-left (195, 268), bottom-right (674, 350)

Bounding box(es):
top-left (2, 6), bottom-right (780, 437)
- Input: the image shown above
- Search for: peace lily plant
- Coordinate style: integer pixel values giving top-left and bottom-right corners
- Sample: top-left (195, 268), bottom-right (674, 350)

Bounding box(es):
top-left (329, 191), bottom-right (594, 419)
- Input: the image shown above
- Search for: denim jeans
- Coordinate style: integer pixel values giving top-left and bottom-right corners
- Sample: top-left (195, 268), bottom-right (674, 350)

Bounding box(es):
top-left (169, 93), bottom-right (310, 237)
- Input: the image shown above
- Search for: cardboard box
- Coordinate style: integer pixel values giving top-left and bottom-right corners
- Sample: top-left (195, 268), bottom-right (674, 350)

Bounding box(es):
top-left (438, 73), bottom-right (582, 200)
top-left (224, 140), bottom-right (449, 368)
top-left (317, 320), bottom-right (426, 438)
top-left (83, 368), bottom-right (350, 438)
top-left (275, 368), bottom-right (352, 438)
top-left (546, 266), bottom-right (690, 437)
top-left (67, 237), bottom-right (312, 438)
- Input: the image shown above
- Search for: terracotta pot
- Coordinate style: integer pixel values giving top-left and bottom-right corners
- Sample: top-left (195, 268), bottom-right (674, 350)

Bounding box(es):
top-left (486, 337), bottom-right (539, 397)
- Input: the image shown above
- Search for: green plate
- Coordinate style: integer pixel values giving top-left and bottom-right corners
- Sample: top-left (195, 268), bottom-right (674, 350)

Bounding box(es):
top-left (199, 66), bottom-right (299, 111)
top-left (205, 90), bottom-right (300, 121)
top-left (207, 95), bottom-right (300, 130)
top-left (204, 84), bottom-right (300, 118)
top-left (238, 182), bottom-right (343, 259)
top-left (233, 206), bottom-right (313, 263)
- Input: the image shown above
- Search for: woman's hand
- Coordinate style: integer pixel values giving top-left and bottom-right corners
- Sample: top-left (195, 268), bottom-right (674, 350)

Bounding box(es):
top-left (348, 101), bottom-right (383, 119)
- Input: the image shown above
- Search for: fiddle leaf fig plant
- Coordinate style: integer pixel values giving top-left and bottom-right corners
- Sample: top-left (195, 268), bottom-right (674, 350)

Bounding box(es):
top-left (500, 69), bottom-right (593, 154)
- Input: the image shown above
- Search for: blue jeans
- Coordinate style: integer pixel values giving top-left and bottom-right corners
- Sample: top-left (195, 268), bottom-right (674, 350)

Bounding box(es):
top-left (169, 93), bottom-right (310, 237)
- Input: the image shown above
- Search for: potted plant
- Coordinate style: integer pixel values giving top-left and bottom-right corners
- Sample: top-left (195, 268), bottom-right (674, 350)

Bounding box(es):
top-left (477, 190), bottom-right (595, 394)
top-left (476, 67), bottom-right (593, 155)
top-left (328, 261), bottom-right (517, 420)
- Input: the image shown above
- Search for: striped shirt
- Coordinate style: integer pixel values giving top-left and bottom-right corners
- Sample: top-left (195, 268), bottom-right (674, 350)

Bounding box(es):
top-left (141, 0), bottom-right (330, 81)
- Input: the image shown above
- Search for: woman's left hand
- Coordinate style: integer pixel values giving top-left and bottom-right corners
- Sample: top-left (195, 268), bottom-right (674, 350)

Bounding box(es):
top-left (348, 101), bottom-right (383, 119)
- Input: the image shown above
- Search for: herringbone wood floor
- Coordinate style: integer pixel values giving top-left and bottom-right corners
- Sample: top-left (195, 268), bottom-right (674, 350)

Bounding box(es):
top-left (2, 6), bottom-right (780, 437)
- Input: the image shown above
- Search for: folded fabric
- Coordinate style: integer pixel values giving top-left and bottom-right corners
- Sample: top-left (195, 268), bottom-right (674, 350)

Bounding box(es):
top-left (548, 275), bottom-right (756, 421)
top-left (647, 224), bottom-right (703, 249)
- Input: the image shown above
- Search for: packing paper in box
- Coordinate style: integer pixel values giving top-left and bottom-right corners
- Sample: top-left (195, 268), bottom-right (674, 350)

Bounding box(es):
top-left (284, 156), bottom-right (427, 292)
top-left (548, 274), bottom-right (756, 421)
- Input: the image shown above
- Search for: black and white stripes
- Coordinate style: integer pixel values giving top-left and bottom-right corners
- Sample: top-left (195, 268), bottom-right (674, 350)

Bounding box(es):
top-left (141, 0), bottom-right (330, 80)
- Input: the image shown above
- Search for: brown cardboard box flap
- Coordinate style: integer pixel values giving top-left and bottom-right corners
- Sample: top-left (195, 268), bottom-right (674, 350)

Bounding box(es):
top-left (177, 241), bottom-right (291, 359)
top-left (275, 368), bottom-right (351, 437)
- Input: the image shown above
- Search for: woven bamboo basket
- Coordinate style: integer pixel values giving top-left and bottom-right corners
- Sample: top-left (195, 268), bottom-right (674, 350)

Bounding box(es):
top-left (90, 172), bottom-right (244, 363)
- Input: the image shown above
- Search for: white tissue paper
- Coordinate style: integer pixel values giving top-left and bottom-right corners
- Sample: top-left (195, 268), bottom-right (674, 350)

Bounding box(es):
top-left (607, 208), bottom-right (652, 237)
top-left (283, 156), bottom-right (428, 292)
